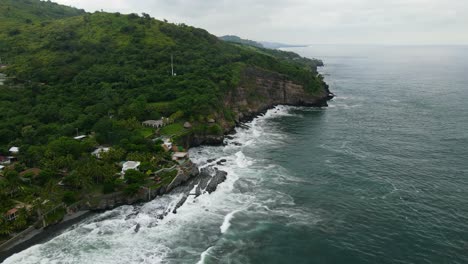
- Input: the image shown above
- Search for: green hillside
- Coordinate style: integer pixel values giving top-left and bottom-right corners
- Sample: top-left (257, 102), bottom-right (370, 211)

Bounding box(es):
top-left (0, 0), bottom-right (329, 237)
top-left (219, 35), bottom-right (264, 48)
top-left (0, 1), bottom-right (325, 150)
top-left (0, 0), bottom-right (84, 33)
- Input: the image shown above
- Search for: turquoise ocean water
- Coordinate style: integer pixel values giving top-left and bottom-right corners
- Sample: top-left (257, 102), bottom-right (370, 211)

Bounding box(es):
top-left (4, 45), bottom-right (468, 264)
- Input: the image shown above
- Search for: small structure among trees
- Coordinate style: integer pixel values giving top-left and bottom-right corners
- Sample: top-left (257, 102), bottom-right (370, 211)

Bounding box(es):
top-left (9, 147), bottom-right (19, 154)
top-left (5, 208), bottom-right (18, 221)
top-left (121, 161), bottom-right (141, 179)
top-left (142, 119), bottom-right (164, 128)
top-left (73, 135), bottom-right (87, 140)
top-left (91, 147), bottom-right (110, 159)
top-left (172, 152), bottom-right (188, 161)
top-left (0, 155), bottom-right (11, 165)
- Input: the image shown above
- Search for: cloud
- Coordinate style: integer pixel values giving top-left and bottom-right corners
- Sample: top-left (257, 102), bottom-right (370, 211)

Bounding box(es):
top-left (53, 0), bottom-right (468, 44)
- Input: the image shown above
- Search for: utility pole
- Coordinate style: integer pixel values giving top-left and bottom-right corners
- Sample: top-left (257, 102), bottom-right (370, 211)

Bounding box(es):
top-left (171, 54), bottom-right (174, 76)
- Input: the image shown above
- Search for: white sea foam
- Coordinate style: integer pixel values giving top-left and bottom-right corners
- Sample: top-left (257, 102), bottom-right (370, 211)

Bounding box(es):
top-left (220, 210), bottom-right (241, 234)
top-left (196, 246), bottom-right (214, 264)
top-left (4, 106), bottom-right (318, 264)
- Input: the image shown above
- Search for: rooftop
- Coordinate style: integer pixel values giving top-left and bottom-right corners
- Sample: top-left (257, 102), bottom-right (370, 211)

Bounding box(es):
top-left (19, 168), bottom-right (41, 177)
top-left (172, 152), bottom-right (188, 158)
top-left (122, 161), bottom-right (141, 172)
top-left (6, 208), bottom-right (18, 215)
top-left (143, 120), bottom-right (164, 127)
top-left (92, 147), bottom-right (110, 158)
top-left (9, 146), bottom-right (19, 153)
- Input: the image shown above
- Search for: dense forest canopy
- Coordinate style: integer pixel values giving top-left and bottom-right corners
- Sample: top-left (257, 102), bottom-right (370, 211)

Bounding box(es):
top-left (0, 0), bottom-right (325, 154)
top-left (0, 0), bottom-right (328, 236)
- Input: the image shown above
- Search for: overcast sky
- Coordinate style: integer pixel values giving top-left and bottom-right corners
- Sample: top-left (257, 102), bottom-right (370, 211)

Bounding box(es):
top-left (54, 0), bottom-right (468, 45)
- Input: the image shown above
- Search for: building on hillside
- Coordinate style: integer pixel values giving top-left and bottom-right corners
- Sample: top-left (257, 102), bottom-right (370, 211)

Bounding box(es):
top-left (5, 208), bottom-right (18, 221)
top-left (121, 161), bottom-right (141, 179)
top-left (142, 119), bottom-right (164, 128)
top-left (9, 146), bottom-right (19, 154)
top-left (73, 135), bottom-right (87, 140)
top-left (0, 155), bottom-right (10, 165)
top-left (172, 152), bottom-right (188, 161)
top-left (19, 168), bottom-right (41, 178)
top-left (92, 147), bottom-right (110, 159)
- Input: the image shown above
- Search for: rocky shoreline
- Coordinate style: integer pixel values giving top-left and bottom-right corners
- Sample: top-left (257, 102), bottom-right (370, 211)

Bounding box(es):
top-left (0, 159), bottom-right (229, 262)
top-left (0, 88), bottom-right (333, 261)
top-left (0, 211), bottom-right (93, 262)
top-left (186, 66), bottom-right (333, 147)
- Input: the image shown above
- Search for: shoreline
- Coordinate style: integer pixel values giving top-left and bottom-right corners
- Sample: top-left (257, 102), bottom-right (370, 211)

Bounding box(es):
top-left (0, 211), bottom-right (94, 262)
top-left (0, 100), bottom-right (333, 262)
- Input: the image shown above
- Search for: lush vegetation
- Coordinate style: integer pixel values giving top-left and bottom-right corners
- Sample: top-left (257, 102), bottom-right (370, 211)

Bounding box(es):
top-left (219, 35), bottom-right (264, 48)
top-left (0, 0), bottom-right (327, 237)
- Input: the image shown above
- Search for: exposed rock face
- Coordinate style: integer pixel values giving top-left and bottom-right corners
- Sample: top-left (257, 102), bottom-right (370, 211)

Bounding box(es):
top-left (180, 134), bottom-right (225, 148)
top-left (181, 66), bottom-right (333, 148)
top-left (166, 160), bottom-right (200, 192)
top-left (205, 169), bottom-right (227, 194)
top-left (85, 160), bottom-right (199, 211)
top-left (224, 67), bottom-right (330, 124)
top-left (194, 167), bottom-right (228, 196)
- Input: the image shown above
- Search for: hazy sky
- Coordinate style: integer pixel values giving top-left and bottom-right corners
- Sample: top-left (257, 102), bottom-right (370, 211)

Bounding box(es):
top-left (54, 0), bottom-right (468, 45)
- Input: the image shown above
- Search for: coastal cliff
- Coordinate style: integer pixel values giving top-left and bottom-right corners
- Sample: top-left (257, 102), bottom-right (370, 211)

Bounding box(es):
top-left (225, 67), bottom-right (331, 123)
top-left (185, 66), bottom-right (333, 147)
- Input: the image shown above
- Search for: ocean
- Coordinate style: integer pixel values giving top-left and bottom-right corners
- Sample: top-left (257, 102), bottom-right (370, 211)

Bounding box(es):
top-left (4, 45), bottom-right (468, 264)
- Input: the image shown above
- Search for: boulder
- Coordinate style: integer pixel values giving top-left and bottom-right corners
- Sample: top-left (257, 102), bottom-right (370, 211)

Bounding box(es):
top-left (205, 169), bottom-right (228, 194)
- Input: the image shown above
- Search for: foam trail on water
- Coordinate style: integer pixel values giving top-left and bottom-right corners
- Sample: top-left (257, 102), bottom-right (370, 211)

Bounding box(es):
top-left (196, 246), bottom-right (214, 264)
top-left (4, 105), bottom-right (311, 264)
top-left (220, 209), bottom-right (241, 234)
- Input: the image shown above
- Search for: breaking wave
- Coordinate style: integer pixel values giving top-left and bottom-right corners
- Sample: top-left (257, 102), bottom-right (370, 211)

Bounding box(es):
top-left (4, 105), bottom-right (315, 264)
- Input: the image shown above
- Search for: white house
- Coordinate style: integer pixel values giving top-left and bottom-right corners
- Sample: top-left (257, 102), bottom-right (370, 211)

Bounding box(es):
top-left (121, 161), bottom-right (141, 179)
top-left (9, 147), bottom-right (19, 154)
top-left (73, 135), bottom-right (86, 140)
top-left (0, 165), bottom-right (5, 172)
top-left (142, 119), bottom-right (164, 128)
top-left (92, 147), bottom-right (110, 158)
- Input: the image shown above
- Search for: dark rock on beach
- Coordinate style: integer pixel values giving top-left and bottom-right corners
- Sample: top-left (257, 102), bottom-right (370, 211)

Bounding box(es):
top-left (217, 159), bottom-right (227, 165)
top-left (172, 194), bottom-right (189, 214)
top-left (206, 169), bottom-right (228, 194)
